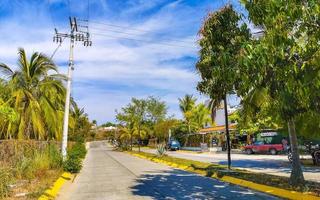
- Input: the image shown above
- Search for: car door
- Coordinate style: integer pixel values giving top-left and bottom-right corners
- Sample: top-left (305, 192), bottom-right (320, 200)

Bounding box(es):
top-left (253, 141), bottom-right (264, 152)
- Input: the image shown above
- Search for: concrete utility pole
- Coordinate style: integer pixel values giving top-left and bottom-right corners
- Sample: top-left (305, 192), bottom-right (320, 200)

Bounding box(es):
top-left (53, 17), bottom-right (92, 159)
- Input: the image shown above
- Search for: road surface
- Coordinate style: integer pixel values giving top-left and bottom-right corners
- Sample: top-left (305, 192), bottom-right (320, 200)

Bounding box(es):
top-left (57, 141), bottom-right (281, 200)
top-left (141, 148), bottom-right (320, 183)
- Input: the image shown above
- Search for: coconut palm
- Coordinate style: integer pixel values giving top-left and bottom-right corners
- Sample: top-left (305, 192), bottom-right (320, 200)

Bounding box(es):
top-left (0, 48), bottom-right (66, 140)
top-left (178, 94), bottom-right (197, 133)
top-left (192, 103), bottom-right (211, 129)
top-left (178, 94), bottom-right (197, 146)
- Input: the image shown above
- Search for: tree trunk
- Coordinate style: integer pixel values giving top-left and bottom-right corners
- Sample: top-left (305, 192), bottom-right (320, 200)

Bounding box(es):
top-left (287, 118), bottom-right (304, 186)
top-left (184, 123), bottom-right (190, 147)
top-left (138, 124), bottom-right (141, 152)
top-left (223, 96), bottom-right (231, 170)
top-left (130, 132), bottom-right (133, 151)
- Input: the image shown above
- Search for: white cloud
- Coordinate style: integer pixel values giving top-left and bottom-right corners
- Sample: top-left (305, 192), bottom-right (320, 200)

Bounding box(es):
top-left (0, 0), bottom-right (224, 124)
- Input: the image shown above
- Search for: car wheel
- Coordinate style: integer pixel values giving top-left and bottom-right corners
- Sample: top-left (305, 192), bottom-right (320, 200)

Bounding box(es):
top-left (246, 148), bottom-right (253, 154)
top-left (269, 148), bottom-right (277, 155)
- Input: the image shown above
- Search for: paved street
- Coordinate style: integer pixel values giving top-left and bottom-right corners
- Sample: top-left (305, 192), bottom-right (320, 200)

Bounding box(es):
top-left (141, 148), bottom-right (320, 183)
top-left (57, 141), bottom-right (281, 200)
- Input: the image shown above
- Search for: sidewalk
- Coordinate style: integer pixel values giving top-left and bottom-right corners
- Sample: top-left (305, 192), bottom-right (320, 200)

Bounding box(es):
top-left (57, 141), bottom-right (280, 200)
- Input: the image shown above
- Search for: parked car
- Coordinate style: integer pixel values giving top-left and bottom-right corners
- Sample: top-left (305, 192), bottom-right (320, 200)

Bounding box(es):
top-left (167, 140), bottom-right (181, 151)
top-left (244, 141), bottom-right (283, 155)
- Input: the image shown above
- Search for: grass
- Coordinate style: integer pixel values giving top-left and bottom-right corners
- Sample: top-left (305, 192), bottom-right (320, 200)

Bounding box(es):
top-left (131, 151), bottom-right (320, 197)
top-left (0, 141), bottom-right (64, 199)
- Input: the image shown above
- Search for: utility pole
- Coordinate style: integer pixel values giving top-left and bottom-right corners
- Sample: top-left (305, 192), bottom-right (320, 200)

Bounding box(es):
top-left (53, 17), bottom-right (92, 159)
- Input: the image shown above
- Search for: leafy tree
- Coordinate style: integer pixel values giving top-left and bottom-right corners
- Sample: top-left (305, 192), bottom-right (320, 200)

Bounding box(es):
top-left (116, 103), bottom-right (136, 150)
top-left (196, 5), bottom-right (250, 169)
top-left (69, 102), bottom-right (92, 141)
top-left (154, 119), bottom-right (179, 143)
top-left (241, 0), bottom-right (320, 186)
top-left (101, 122), bottom-right (116, 127)
top-left (178, 94), bottom-right (197, 146)
top-left (0, 48), bottom-right (66, 140)
top-left (131, 98), bottom-right (148, 151)
top-left (146, 96), bottom-right (167, 125)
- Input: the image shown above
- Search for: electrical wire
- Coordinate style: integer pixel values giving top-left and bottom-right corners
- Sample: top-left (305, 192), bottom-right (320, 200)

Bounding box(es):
top-left (89, 26), bottom-right (195, 45)
top-left (50, 37), bottom-right (66, 59)
top-left (91, 32), bottom-right (196, 48)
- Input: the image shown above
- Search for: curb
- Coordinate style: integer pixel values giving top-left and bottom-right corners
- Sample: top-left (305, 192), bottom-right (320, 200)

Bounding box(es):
top-left (38, 172), bottom-right (72, 200)
top-left (129, 152), bottom-right (320, 200)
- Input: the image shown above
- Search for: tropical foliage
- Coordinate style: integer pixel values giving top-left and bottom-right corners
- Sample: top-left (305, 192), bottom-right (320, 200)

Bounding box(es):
top-left (0, 48), bottom-right (66, 140)
top-left (114, 94), bottom-right (212, 150)
top-left (196, 5), bottom-right (250, 169)
top-left (239, 0), bottom-right (320, 186)
top-left (0, 48), bottom-right (91, 141)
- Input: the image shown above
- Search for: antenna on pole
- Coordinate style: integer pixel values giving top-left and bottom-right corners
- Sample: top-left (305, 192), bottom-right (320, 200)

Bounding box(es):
top-left (53, 17), bottom-right (92, 159)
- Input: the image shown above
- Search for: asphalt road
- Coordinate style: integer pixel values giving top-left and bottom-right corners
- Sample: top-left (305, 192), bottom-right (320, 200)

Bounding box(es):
top-left (141, 148), bottom-right (320, 183)
top-left (57, 141), bottom-right (281, 200)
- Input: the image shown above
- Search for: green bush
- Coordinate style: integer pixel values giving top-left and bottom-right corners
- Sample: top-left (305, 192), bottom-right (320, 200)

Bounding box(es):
top-left (63, 156), bottom-right (82, 173)
top-left (68, 142), bottom-right (87, 159)
top-left (0, 168), bottom-right (13, 199)
top-left (63, 141), bottom-right (87, 173)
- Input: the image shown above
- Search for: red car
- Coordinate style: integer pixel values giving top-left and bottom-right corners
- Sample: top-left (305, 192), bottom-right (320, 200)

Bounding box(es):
top-left (244, 141), bottom-right (284, 155)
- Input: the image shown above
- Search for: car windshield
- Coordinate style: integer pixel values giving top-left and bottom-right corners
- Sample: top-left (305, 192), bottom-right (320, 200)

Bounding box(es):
top-left (171, 141), bottom-right (178, 145)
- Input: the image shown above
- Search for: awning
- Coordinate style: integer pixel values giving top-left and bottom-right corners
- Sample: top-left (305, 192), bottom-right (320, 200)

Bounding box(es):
top-left (198, 124), bottom-right (237, 134)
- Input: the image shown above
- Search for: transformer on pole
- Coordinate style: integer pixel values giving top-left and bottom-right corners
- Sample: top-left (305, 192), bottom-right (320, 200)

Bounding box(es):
top-left (53, 17), bottom-right (92, 159)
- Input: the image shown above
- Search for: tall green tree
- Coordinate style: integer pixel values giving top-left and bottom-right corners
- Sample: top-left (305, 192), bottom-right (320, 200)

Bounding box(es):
top-left (178, 94), bottom-right (197, 146)
top-left (241, 0), bottom-right (320, 186)
top-left (196, 5), bottom-right (250, 169)
top-left (131, 98), bottom-right (148, 152)
top-left (0, 48), bottom-right (66, 140)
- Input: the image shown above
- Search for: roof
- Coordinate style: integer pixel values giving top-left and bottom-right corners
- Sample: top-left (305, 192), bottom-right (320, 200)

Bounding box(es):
top-left (198, 124), bottom-right (237, 134)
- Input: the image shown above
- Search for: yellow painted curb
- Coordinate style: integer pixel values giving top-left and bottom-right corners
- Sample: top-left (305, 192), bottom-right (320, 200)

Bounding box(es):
top-left (128, 152), bottom-right (320, 200)
top-left (38, 172), bottom-right (72, 200)
top-left (219, 175), bottom-right (319, 200)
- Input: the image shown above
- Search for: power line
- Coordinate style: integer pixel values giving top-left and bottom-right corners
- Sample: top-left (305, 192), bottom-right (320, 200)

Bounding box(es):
top-left (79, 19), bottom-right (200, 35)
top-left (91, 32), bottom-right (195, 48)
top-left (89, 26), bottom-right (195, 45)
top-left (50, 37), bottom-right (66, 59)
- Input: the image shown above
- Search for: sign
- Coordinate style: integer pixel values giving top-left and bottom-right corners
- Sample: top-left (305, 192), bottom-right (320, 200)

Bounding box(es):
top-left (261, 132), bottom-right (278, 137)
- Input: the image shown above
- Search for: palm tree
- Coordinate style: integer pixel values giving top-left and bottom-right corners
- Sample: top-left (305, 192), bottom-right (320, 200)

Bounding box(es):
top-left (192, 103), bottom-right (211, 129)
top-left (0, 48), bottom-right (66, 140)
top-left (178, 94), bottom-right (197, 146)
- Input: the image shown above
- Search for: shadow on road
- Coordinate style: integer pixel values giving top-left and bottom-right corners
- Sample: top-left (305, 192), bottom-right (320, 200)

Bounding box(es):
top-left (131, 169), bottom-right (279, 200)
top-left (217, 159), bottom-right (320, 174)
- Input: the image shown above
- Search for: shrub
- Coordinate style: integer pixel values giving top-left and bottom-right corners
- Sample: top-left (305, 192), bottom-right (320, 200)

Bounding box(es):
top-left (46, 143), bottom-right (62, 169)
top-left (156, 144), bottom-right (166, 157)
top-left (14, 156), bottom-right (35, 179)
top-left (63, 141), bottom-right (87, 173)
top-left (0, 168), bottom-right (13, 199)
top-left (68, 142), bottom-right (87, 159)
top-left (63, 157), bottom-right (82, 173)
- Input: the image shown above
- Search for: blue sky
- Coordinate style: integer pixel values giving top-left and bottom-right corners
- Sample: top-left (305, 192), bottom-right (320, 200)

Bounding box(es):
top-left (0, 0), bottom-right (243, 124)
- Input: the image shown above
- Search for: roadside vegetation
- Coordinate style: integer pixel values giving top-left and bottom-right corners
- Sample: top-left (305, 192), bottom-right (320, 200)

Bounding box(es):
top-left (195, 1), bottom-right (320, 187)
top-left (109, 95), bottom-right (212, 151)
top-left (0, 49), bottom-right (91, 199)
